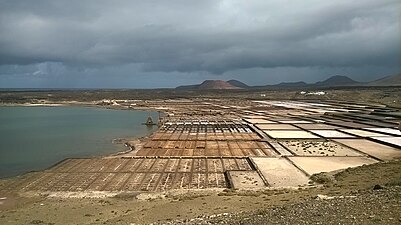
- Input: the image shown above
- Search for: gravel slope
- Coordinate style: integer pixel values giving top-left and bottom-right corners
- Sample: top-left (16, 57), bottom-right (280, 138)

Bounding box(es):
top-left (160, 186), bottom-right (401, 225)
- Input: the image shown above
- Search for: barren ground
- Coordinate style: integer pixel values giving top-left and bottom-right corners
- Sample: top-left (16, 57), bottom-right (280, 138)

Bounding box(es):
top-left (1, 160), bottom-right (400, 225)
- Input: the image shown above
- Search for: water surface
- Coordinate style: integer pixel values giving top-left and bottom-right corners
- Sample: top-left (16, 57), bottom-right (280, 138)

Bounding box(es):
top-left (0, 106), bottom-right (157, 178)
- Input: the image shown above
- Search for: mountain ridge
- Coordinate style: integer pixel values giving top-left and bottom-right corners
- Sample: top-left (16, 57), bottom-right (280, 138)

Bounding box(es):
top-left (176, 80), bottom-right (241, 90)
top-left (176, 73), bottom-right (401, 90)
top-left (365, 73), bottom-right (401, 86)
top-left (315, 75), bottom-right (360, 87)
top-left (227, 80), bottom-right (249, 88)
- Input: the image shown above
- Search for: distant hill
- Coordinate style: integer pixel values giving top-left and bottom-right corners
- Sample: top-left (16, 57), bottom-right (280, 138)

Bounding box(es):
top-left (315, 75), bottom-right (360, 87)
top-left (198, 80), bottom-right (241, 89)
top-left (253, 81), bottom-right (308, 89)
top-left (176, 73), bottom-right (401, 90)
top-left (366, 73), bottom-right (401, 86)
top-left (176, 80), bottom-right (241, 90)
top-left (227, 80), bottom-right (249, 88)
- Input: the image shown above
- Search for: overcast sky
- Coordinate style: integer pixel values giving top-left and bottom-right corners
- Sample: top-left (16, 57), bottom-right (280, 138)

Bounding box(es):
top-left (0, 0), bottom-right (400, 88)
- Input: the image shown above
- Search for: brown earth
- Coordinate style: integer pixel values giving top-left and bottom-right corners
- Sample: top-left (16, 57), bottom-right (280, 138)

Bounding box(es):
top-left (1, 160), bottom-right (400, 225)
top-left (198, 80), bottom-right (242, 90)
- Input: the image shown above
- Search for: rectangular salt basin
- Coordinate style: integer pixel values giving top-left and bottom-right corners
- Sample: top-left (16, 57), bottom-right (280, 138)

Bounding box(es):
top-left (256, 124), bottom-right (299, 130)
top-left (242, 115), bottom-right (266, 119)
top-left (264, 130), bottom-right (320, 139)
top-left (278, 120), bottom-right (313, 124)
top-left (335, 120), bottom-right (373, 129)
top-left (365, 128), bottom-right (401, 136)
top-left (335, 139), bottom-right (401, 161)
top-left (251, 157), bottom-right (309, 187)
top-left (296, 123), bottom-right (341, 130)
top-left (288, 157), bottom-right (378, 175)
top-left (369, 137), bottom-right (401, 148)
top-left (227, 171), bottom-right (266, 189)
top-left (327, 121), bottom-right (372, 128)
top-left (310, 130), bottom-right (356, 138)
top-left (360, 121), bottom-right (398, 128)
top-left (269, 142), bottom-right (293, 156)
top-left (244, 118), bottom-right (277, 124)
top-left (280, 140), bottom-right (361, 156)
top-left (339, 129), bottom-right (390, 137)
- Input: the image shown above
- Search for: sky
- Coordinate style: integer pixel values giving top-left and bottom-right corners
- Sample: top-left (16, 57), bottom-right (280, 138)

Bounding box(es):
top-left (0, 0), bottom-right (400, 88)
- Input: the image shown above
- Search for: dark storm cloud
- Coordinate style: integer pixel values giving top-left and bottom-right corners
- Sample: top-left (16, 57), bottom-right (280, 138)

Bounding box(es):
top-left (0, 0), bottom-right (399, 76)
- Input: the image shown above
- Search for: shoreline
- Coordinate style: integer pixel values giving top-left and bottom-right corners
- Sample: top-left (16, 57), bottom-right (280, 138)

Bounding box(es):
top-left (108, 135), bottom-right (152, 158)
top-left (0, 98), bottom-right (163, 114)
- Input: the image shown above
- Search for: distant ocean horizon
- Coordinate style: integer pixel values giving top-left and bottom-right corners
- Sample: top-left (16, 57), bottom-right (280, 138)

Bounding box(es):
top-left (0, 88), bottom-right (131, 91)
top-left (0, 106), bottom-right (158, 178)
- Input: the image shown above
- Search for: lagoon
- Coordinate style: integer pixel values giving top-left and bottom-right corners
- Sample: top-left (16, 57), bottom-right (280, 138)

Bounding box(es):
top-left (0, 106), bottom-right (157, 178)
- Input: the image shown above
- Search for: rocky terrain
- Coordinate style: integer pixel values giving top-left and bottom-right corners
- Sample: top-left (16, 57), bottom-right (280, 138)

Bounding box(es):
top-left (154, 160), bottom-right (401, 225)
top-left (158, 187), bottom-right (401, 225)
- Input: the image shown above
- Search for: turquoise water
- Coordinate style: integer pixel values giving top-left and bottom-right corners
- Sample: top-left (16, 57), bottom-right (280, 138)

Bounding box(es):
top-left (0, 106), bottom-right (158, 178)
